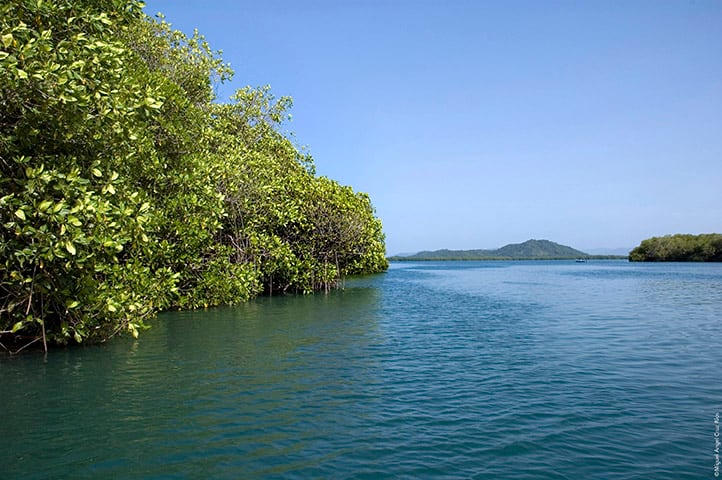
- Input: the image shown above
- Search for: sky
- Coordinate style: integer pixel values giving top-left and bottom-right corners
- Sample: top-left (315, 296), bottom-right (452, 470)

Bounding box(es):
top-left (144, 0), bottom-right (722, 255)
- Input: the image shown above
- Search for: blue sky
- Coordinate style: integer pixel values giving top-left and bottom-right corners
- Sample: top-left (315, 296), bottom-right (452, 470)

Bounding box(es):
top-left (144, 0), bottom-right (722, 255)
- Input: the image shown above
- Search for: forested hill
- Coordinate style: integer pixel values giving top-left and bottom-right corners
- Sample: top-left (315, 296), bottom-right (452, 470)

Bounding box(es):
top-left (0, 1), bottom-right (387, 350)
top-left (391, 240), bottom-right (590, 260)
top-left (629, 234), bottom-right (722, 262)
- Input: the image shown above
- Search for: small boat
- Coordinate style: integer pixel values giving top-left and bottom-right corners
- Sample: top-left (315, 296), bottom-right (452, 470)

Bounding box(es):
top-left (575, 258), bottom-right (587, 263)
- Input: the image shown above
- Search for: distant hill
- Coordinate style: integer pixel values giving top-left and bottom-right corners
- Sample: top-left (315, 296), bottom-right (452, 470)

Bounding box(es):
top-left (390, 239), bottom-right (594, 261)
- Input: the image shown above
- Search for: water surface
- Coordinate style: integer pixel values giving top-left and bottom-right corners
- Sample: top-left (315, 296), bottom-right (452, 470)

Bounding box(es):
top-left (2, 260), bottom-right (720, 479)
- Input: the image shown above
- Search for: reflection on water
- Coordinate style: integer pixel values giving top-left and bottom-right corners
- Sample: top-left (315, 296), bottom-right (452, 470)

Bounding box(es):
top-left (2, 261), bottom-right (721, 479)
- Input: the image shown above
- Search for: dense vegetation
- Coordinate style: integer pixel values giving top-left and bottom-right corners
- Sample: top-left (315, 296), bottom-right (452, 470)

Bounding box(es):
top-left (390, 239), bottom-right (594, 261)
top-left (0, 0), bottom-right (387, 351)
top-left (629, 234), bottom-right (722, 262)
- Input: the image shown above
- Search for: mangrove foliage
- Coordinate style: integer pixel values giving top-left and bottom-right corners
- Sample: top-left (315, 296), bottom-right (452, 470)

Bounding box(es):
top-left (629, 234), bottom-right (722, 262)
top-left (0, 0), bottom-right (388, 351)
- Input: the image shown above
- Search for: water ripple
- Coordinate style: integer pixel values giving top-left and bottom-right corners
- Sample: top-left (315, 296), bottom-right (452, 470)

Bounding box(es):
top-left (1, 261), bottom-right (720, 479)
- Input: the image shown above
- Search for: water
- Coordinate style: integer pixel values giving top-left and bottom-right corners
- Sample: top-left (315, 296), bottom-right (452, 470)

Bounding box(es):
top-left (2, 260), bottom-right (721, 479)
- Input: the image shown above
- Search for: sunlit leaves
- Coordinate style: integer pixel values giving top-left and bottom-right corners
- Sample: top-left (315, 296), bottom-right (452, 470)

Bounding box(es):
top-left (0, 0), bottom-right (164, 346)
top-left (64, 240), bottom-right (76, 256)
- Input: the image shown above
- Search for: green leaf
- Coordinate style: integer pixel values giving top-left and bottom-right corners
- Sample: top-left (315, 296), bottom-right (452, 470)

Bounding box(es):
top-left (92, 168), bottom-right (102, 177)
top-left (14, 209), bottom-right (26, 220)
top-left (1, 33), bottom-right (13, 48)
top-left (65, 240), bottom-right (76, 256)
top-left (73, 331), bottom-right (82, 343)
top-left (11, 321), bottom-right (24, 333)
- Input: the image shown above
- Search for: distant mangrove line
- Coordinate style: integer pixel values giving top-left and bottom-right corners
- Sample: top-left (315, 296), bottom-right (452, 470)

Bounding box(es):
top-left (629, 234), bottom-right (722, 262)
top-left (0, 0), bottom-right (387, 351)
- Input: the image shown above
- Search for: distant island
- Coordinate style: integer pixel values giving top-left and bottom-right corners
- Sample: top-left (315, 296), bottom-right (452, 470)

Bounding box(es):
top-left (629, 234), bottom-right (722, 262)
top-left (389, 239), bottom-right (626, 261)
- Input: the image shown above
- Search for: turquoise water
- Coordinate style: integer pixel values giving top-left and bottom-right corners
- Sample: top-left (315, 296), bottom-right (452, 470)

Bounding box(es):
top-left (2, 260), bottom-right (721, 479)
